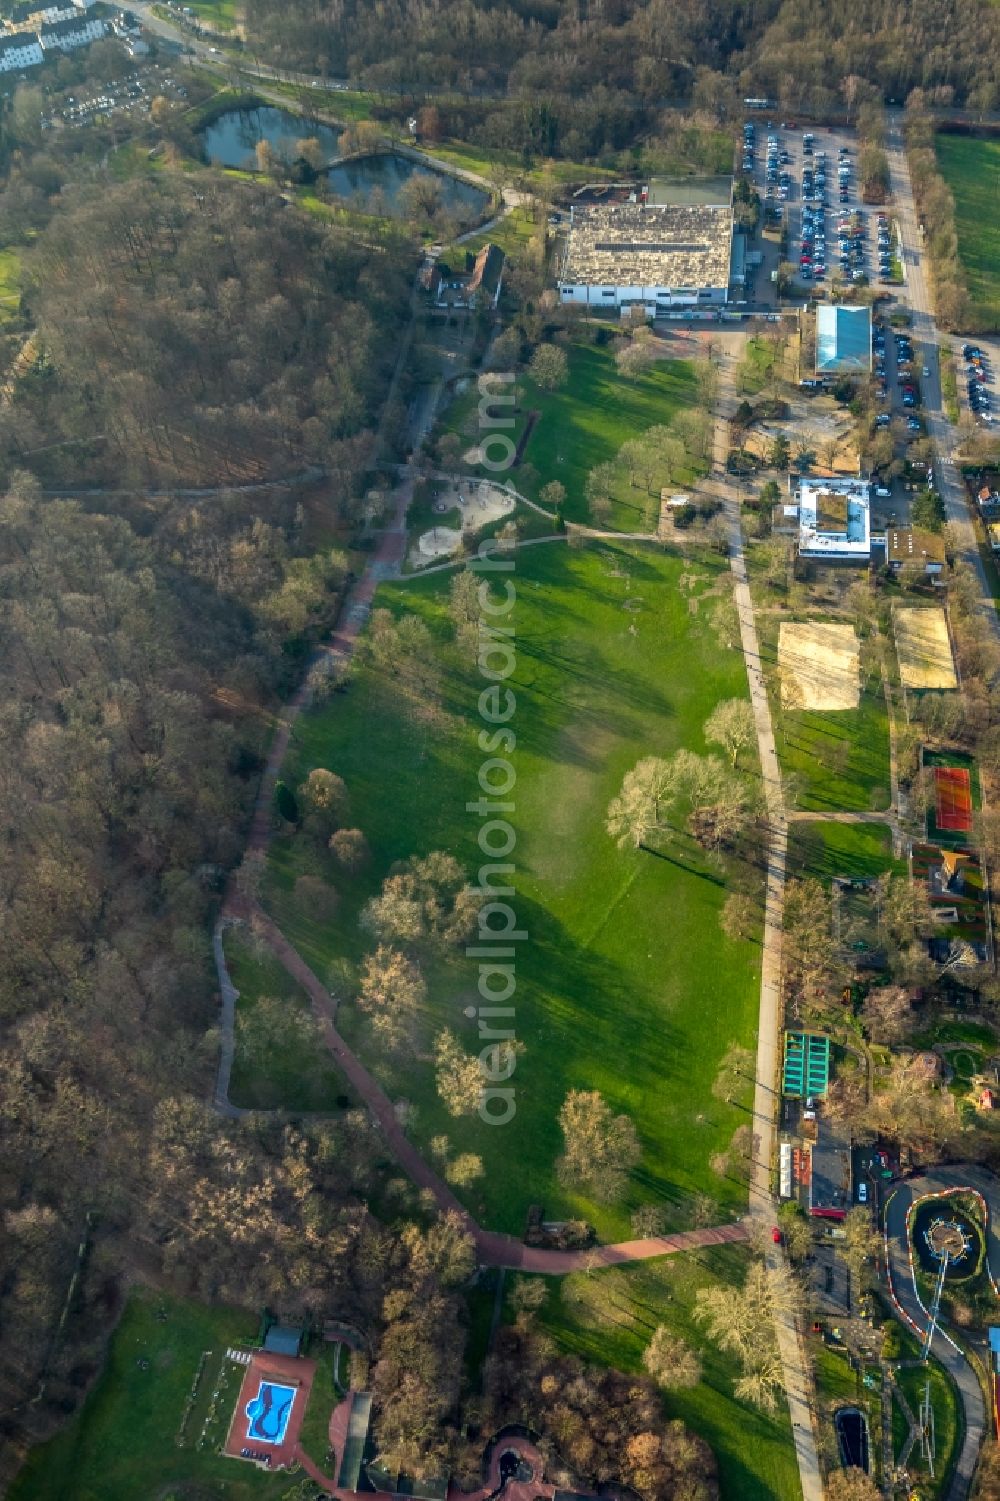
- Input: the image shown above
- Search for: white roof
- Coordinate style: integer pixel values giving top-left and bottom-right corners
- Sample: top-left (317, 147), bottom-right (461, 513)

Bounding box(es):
top-left (798, 476), bottom-right (871, 558)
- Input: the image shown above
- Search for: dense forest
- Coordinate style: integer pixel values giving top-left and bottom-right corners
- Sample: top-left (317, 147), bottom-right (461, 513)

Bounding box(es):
top-left (246, 0), bottom-right (1000, 116)
top-left (0, 462), bottom-right (360, 1483)
top-left (6, 176), bottom-right (412, 489)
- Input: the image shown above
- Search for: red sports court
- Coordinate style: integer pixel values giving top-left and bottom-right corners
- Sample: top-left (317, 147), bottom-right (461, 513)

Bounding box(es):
top-left (934, 765), bottom-right (973, 833)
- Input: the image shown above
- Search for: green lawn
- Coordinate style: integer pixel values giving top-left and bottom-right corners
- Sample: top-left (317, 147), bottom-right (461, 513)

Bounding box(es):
top-left (737, 336), bottom-right (784, 395)
top-left (11, 1291), bottom-right (291, 1501)
top-left (893, 1359), bottom-right (961, 1498)
top-left (225, 929), bottom-right (350, 1111)
top-left (936, 133), bottom-right (1000, 328)
top-left (451, 204), bottom-right (537, 259)
top-left (266, 539), bottom-right (761, 1241)
top-left (439, 340), bottom-right (700, 531)
top-left (534, 1245), bottom-right (800, 1501)
top-left (298, 1339), bottom-right (338, 1470)
top-left (758, 617), bottom-right (891, 812)
top-left (786, 821), bottom-right (904, 883)
top-left (186, 0), bottom-right (238, 29)
top-left (0, 247), bottom-right (21, 324)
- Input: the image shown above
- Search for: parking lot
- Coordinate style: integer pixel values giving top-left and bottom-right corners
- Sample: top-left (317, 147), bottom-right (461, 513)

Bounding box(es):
top-left (951, 334), bottom-right (994, 430)
top-left (742, 120), bottom-right (896, 296)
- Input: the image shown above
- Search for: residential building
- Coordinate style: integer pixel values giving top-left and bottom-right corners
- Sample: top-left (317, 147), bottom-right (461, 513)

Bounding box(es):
top-left (427, 243), bottom-right (505, 310)
top-left (797, 475), bottom-right (872, 562)
top-left (0, 30), bottom-right (43, 69)
top-left (556, 200), bottom-right (733, 313)
top-left (815, 304), bottom-right (872, 375)
top-left (39, 11), bottom-right (106, 50)
top-left (886, 526), bottom-right (945, 577)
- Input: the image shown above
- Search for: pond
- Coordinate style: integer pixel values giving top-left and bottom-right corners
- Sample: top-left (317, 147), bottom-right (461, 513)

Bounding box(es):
top-left (326, 152), bottom-right (489, 221)
top-left (203, 106), bottom-right (342, 169)
top-left (835, 1407), bottom-right (870, 1472)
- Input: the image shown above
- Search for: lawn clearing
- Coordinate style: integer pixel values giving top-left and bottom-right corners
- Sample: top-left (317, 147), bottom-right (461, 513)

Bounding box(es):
top-left (438, 339), bottom-right (701, 531)
top-left (936, 132), bottom-right (1000, 329)
top-left (759, 616), bottom-right (890, 812)
top-left (10, 1290), bottom-right (290, 1501)
top-left (533, 1245), bottom-right (799, 1501)
top-left (266, 540), bottom-right (761, 1242)
top-left (787, 821), bottom-right (903, 883)
top-left (225, 929), bottom-right (350, 1112)
top-left (778, 621), bottom-right (859, 710)
top-left (894, 607), bottom-right (957, 691)
top-left (0, 247), bottom-right (21, 326)
top-left (892, 1359), bottom-right (960, 1499)
top-left (186, 0), bottom-right (238, 29)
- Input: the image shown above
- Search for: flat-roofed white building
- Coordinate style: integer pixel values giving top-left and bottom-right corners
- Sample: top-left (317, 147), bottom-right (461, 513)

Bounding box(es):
top-left (797, 476), bottom-right (871, 562)
top-left (556, 200), bottom-right (733, 313)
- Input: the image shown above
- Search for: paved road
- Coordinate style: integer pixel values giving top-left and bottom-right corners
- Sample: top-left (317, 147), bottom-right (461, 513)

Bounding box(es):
top-left (703, 348), bottom-right (822, 1501)
top-left (883, 1166), bottom-right (1000, 1501)
top-left (885, 112), bottom-right (999, 637)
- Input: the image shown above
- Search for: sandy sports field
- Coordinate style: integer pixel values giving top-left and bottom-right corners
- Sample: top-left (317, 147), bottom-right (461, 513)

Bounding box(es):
top-left (894, 607), bottom-right (957, 690)
top-left (778, 621), bottom-right (859, 710)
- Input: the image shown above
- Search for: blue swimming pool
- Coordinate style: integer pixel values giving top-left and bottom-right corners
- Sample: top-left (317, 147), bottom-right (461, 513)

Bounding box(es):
top-left (246, 1380), bottom-right (296, 1445)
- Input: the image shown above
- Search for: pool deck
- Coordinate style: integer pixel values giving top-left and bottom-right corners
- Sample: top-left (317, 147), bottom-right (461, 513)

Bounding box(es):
top-left (224, 1349), bottom-right (316, 1471)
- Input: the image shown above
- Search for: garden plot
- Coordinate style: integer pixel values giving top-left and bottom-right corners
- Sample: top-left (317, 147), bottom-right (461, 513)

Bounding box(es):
top-left (779, 621), bottom-right (859, 710)
top-left (894, 607), bottom-right (957, 691)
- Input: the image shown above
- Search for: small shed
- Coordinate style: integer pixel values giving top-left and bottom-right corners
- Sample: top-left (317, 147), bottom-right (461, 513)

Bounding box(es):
top-left (263, 1324), bottom-right (303, 1358)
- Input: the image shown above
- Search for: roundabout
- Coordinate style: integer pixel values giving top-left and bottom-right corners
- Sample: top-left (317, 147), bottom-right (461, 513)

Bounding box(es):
top-left (911, 1198), bottom-right (985, 1282)
top-left (884, 1167), bottom-right (1000, 1500)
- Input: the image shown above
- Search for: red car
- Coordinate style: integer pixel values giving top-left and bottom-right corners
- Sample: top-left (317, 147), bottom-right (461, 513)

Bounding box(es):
top-left (772, 1226), bottom-right (783, 1245)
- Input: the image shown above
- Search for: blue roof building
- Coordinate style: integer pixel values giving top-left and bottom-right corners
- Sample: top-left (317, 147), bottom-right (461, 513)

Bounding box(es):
top-left (815, 304), bottom-right (872, 374)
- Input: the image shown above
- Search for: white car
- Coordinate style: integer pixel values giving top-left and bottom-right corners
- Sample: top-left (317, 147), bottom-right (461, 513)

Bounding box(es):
top-left (857, 1183), bottom-right (868, 1203)
top-left (923, 365), bottom-right (930, 377)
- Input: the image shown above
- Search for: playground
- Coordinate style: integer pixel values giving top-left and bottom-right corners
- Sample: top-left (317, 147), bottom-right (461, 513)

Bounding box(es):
top-left (911, 1196), bottom-right (986, 1284)
top-left (410, 479), bottom-right (516, 566)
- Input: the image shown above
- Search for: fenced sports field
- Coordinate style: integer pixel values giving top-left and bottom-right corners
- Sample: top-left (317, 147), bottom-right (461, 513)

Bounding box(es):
top-left (894, 607), bottom-right (957, 691)
top-left (934, 766), bottom-right (973, 834)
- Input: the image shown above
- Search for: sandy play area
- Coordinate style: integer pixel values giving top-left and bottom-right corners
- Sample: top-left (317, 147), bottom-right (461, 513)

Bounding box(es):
top-left (894, 607), bottom-right (957, 690)
top-left (747, 398), bottom-right (859, 475)
top-left (779, 620), bottom-right (860, 710)
top-left (411, 480), bottom-right (516, 567)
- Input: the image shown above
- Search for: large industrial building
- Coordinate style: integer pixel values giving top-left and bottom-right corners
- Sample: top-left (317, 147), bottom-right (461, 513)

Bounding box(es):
top-left (556, 200), bottom-right (734, 314)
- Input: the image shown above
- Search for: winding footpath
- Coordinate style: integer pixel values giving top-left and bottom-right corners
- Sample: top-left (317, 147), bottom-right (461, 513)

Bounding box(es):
top-left (883, 1166), bottom-right (1000, 1500)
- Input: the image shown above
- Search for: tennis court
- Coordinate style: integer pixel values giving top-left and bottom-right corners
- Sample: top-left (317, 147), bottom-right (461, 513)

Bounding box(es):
top-left (935, 766), bottom-right (973, 833)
